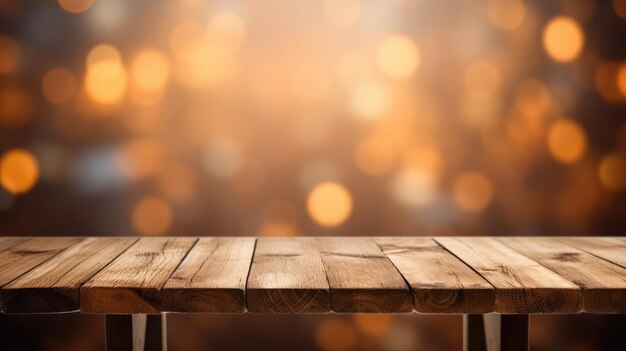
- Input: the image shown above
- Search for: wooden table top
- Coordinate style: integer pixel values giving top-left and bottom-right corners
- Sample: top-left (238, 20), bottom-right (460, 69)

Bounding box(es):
top-left (0, 236), bottom-right (624, 315)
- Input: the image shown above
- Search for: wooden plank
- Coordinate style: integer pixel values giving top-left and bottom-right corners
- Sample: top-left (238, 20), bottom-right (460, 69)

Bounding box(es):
top-left (320, 237), bottom-right (412, 313)
top-left (246, 237), bottom-right (329, 313)
top-left (0, 237), bottom-right (81, 311)
top-left (558, 237), bottom-right (626, 269)
top-left (499, 237), bottom-right (626, 313)
top-left (435, 237), bottom-right (581, 313)
top-left (375, 237), bottom-right (495, 313)
top-left (81, 237), bottom-right (197, 314)
top-left (0, 237), bottom-right (29, 253)
top-left (163, 237), bottom-right (256, 312)
top-left (1, 237), bottom-right (137, 313)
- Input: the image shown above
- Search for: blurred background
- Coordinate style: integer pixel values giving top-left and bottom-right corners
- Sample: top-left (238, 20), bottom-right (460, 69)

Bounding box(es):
top-left (0, 0), bottom-right (625, 350)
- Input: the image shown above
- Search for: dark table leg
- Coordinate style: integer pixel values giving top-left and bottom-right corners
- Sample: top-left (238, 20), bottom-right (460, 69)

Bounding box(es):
top-left (464, 314), bottom-right (529, 351)
top-left (105, 314), bottom-right (167, 351)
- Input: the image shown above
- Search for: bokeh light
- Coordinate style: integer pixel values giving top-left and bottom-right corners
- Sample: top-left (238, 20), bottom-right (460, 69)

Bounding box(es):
top-left (350, 81), bottom-right (391, 120)
top-left (547, 118), bottom-right (587, 164)
top-left (353, 314), bottom-right (393, 337)
top-left (0, 149), bottom-right (40, 194)
top-left (307, 182), bottom-right (353, 227)
top-left (377, 35), bottom-right (420, 79)
top-left (355, 136), bottom-right (395, 176)
top-left (316, 318), bottom-right (356, 351)
top-left (85, 44), bottom-right (127, 105)
top-left (132, 196), bottom-right (172, 236)
top-left (324, 0), bottom-right (360, 27)
top-left (542, 16), bottom-right (584, 63)
top-left (486, 0), bottom-right (526, 30)
top-left (463, 60), bottom-right (502, 99)
top-left (58, 0), bottom-right (95, 14)
top-left (130, 49), bottom-right (170, 105)
top-left (0, 35), bottom-right (19, 74)
top-left (598, 153), bottom-right (626, 192)
top-left (453, 172), bottom-right (494, 212)
top-left (42, 67), bottom-right (77, 105)
top-left (391, 168), bottom-right (438, 207)
top-left (0, 85), bottom-right (33, 128)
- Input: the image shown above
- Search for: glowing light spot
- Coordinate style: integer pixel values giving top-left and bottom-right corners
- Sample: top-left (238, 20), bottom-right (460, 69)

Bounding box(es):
top-left (58, 0), bottom-right (94, 13)
top-left (259, 200), bottom-right (298, 236)
top-left (132, 196), bottom-right (172, 236)
top-left (116, 138), bottom-right (164, 180)
top-left (616, 63), bottom-right (626, 97)
top-left (599, 153), bottom-right (626, 192)
top-left (353, 314), bottom-right (392, 337)
top-left (486, 0), bottom-right (525, 30)
top-left (542, 16), bottom-right (584, 63)
top-left (391, 168), bottom-right (437, 207)
top-left (130, 49), bottom-right (170, 105)
top-left (0, 35), bottom-right (19, 74)
top-left (0, 149), bottom-right (39, 194)
top-left (377, 35), bottom-right (420, 79)
top-left (595, 62), bottom-right (624, 102)
top-left (307, 182), bottom-right (353, 227)
top-left (316, 318), bottom-right (356, 351)
top-left (42, 67), bottom-right (76, 104)
top-left (349, 82), bottom-right (391, 120)
top-left (547, 118), bottom-right (587, 164)
top-left (355, 137), bottom-right (395, 176)
top-left (614, 0), bottom-right (626, 19)
top-left (85, 44), bottom-right (127, 105)
top-left (323, 0), bottom-right (360, 27)
top-left (514, 78), bottom-right (551, 118)
top-left (207, 11), bottom-right (246, 54)
top-left (0, 86), bottom-right (33, 128)
top-left (453, 172), bottom-right (493, 212)
top-left (463, 60), bottom-right (502, 98)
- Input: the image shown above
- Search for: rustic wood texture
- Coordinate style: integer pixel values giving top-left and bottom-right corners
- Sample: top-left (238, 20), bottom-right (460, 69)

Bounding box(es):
top-left (0, 237), bottom-right (81, 311)
top-left (0, 237), bottom-right (29, 252)
top-left (163, 237), bottom-right (256, 312)
top-left (246, 237), bottom-right (329, 313)
top-left (375, 237), bottom-right (495, 313)
top-left (1, 237), bottom-right (137, 313)
top-left (559, 237), bottom-right (626, 269)
top-left (435, 237), bottom-right (582, 313)
top-left (81, 237), bottom-right (197, 314)
top-left (321, 237), bottom-right (412, 313)
top-left (499, 237), bottom-right (626, 313)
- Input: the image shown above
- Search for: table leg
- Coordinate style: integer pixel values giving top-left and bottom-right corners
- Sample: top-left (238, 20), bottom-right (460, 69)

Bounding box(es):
top-left (464, 314), bottom-right (529, 351)
top-left (105, 314), bottom-right (167, 351)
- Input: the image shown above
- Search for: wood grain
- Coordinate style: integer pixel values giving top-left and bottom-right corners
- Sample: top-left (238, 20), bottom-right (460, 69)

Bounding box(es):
top-left (558, 237), bottom-right (626, 269)
top-left (321, 237), bottom-right (412, 313)
top-left (499, 237), bottom-right (626, 313)
top-left (163, 237), bottom-right (256, 312)
top-left (0, 237), bottom-right (29, 252)
top-left (0, 237), bottom-right (81, 311)
top-left (81, 237), bottom-right (197, 314)
top-left (1, 237), bottom-right (137, 313)
top-left (375, 237), bottom-right (494, 313)
top-left (246, 237), bottom-right (329, 313)
top-left (435, 237), bottom-right (581, 313)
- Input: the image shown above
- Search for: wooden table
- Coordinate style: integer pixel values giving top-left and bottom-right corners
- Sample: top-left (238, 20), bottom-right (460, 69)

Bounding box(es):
top-left (0, 236), bottom-right (624, 351)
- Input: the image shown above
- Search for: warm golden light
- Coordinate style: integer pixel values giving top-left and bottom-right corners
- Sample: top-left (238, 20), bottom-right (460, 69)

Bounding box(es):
top-left (0, 35), bottom-right (19, 75)
top-left (130, 49), bottom-right (170, 105)
top-left (377, 35), bottom-right (420, 79)
top-left (463, 60), bottom-right (502, 98)
top-left (486, 0), bottom-right (526, 30)
top-left (207, 11), bottom-right (246, 54)
top-left (349, 81), bottom-right (391, 120)
top-left (85, 44), bottom-right (127, 105)
top-left (42, 67), bottom-right (77, 104)
top-left (116, 138), bottom-right (164, 180)
top-left (0, 149), bottom-right (40, 194)
top-left (158, 163), bottom-right (196, 202)
top-left (547, 118), bottom-right (587, 164)
top-left (353, 314), bottom-right (392, 337)
top-left (617, 63), bottom-right (626, 97)
top-left (132, 196), bottom-right (173, 235)
top-left (514, 78), bottom-right (551, 118)
top-left (307, 181), bottom-right (353, 227)
top-left (453, 171), bottom-right (493, 212)
top-left (58, 0), bottom-right (95, 14)
top-left (391, 168), bottom-right (437, 207)
top-left (86, 44), bottom-right (122, 67)
top-left (542, 16), bottom-right (584, 63)
top-left (355, 137), bottom-right (395, 176)
top-left (324, 0), bottom-right (360, 27)
top-left (316, 318), bottom-right (356, 351)
top-left (614, 0), bottom-right (626, 19)
top-left (595, 62), bottom-right (624, 102)
top-left (0, 86), bottom-right (33, 128)
top-left (599, 153), bottom-right (626, 192)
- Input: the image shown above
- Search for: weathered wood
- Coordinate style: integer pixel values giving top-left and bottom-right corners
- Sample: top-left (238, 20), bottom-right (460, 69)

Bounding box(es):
top-left (499, 237), bottom-right (626, 313)
top-left (163, 237), bottom-right (255, 312)
top-left (375, 237), bottom-right (494, 313)
top-left (81, 238), bottom-right (197, 314)
top-left (0, 237), bottom-right (81, 311)
top-left (320, 237), bottom-right (412, 312)
top-left (246, 237), bottom-right (329, 313)
top-left (559, 237), bottom-right (626, 269)
top-left (1, 237), bottom-right (137, 313)
top-left (0, 237), bottom-right (29, 252)
top-left (435, 237), bottom-right (581, 313)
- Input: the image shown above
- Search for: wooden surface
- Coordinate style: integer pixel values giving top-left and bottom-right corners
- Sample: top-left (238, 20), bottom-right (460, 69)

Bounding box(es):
top-left (163, 237), bottom-right (255, 312)
top-left (246, 237), bottom-right (329, 313)
top-left (435, 237), bottom-right (582, 313)
top-left (375, 237), bottom-right (494, 313)
top-left (81, 238), bottom-right (197, 314)
top-left (0, 236), bottom-right (624, 314)
top-left (499, 237), bottom-right (626, 313)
